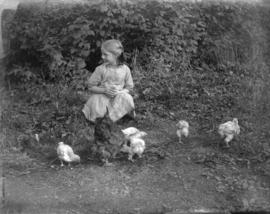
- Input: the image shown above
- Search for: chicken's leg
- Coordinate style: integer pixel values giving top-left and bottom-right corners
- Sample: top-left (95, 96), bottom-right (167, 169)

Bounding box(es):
top-left (60, 160), bottom-right (64, 167)
top-left (128, 153), bottom-right (134, 162)
top-left (224, 135), bottom-right (234, 147)
top-left (177, 130), bottom-right (182, 144)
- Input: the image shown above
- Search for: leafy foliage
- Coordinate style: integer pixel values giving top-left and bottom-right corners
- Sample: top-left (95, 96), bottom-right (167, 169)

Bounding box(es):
top-left (3, 0), bottom-right (270, 159)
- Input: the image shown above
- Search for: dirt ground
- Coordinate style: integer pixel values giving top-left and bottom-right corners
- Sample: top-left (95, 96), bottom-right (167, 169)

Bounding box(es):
top-left (1, 121), bottom-right (270, 214)
top-left (1, 62), bottom-right (270, 214)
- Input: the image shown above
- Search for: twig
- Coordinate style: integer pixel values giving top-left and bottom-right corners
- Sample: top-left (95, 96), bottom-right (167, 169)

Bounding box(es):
top-left (18, 171), bottom-right (31, 176)
top-left (49, 157), bottom-right (58, 165)
top-left (175, 171), bottom-right (188, 191)
top-left (236, 157), bottom-right (250, 169)
top-left (28, 100), bottom-right (42, 106)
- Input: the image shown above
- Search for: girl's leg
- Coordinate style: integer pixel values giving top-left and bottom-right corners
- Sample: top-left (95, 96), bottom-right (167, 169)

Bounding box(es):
top-left (82, 94), bottom-right (110, 122)
top-left (109, 93), bottom-right (135, 122)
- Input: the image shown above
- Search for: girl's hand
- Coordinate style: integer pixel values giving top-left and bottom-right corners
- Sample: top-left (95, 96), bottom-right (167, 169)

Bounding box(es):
top-left (104, 87), bottom-right (118, 98)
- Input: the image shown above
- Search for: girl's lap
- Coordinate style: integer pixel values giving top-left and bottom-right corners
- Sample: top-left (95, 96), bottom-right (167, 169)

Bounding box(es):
top-left (83, 92), bottom-right (135, 122)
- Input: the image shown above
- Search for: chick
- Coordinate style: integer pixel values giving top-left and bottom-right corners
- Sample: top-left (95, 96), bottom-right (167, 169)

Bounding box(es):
top-left (121, 127), bottom-right (140, 139)
top-left (176, 120), bottom-right (189, 143)
top-left (218, 118), bottom-right (240, 147)
top-left (120, 131), bottom-right (147, 162)
top-left (56, 142), bottom-right (80, 167)
top-left (131, 131), bottom-right (147, 139)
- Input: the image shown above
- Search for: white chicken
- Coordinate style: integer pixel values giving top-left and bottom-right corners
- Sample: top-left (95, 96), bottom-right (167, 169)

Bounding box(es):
top-left (121, 127), bottom-right (140, 139)
top-left (131, 131), bottom-right (147, 139)
top-left (176, 120), bottom-right (189, 143)
top-left (120, 130), bottom-right (147, 162)
top-left (56, 142), bottom-right (80, 167)
top-left (218, 118), bottom-right (240, 147)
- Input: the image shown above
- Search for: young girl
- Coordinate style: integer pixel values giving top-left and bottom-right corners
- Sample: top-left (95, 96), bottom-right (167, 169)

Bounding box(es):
top-left (82, 39), bottom-right (135, 123)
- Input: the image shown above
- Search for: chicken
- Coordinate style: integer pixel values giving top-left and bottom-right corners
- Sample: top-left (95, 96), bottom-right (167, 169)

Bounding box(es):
top-left (120, 131), bottom-right (147, 162)
top-left (56, 142), bottom-right (80, 167)
top-left (131, 131), bottom-right (147, 139)
top-left (218, 118), bottom-right (240, 147)
top-left (121, 127), bottom-right (140, 139)
top-left (176, 120), bottom-right (189, 143)
top-left (99, 146), bottom-right (113, 166)
top-left (94, 110), bottom-right (122, 166)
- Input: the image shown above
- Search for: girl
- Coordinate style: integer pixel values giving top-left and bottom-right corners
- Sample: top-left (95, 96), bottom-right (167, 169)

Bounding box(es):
top-left (82, 39), bottom-right (135, 123)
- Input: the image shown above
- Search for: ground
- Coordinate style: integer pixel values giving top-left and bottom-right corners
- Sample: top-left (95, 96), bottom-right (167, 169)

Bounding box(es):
top-left (1, 63), bottom-right (270, 214)
top-left (2, 120), bottom-right (270, 214)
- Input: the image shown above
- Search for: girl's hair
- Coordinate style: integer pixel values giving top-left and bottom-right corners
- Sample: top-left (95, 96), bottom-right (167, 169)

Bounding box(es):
top-left (101, 39), bottom-right (125, 65)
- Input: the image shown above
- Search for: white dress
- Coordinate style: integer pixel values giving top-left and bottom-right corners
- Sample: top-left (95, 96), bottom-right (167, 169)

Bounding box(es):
top-left (82, 63), bottom-right (135, 122)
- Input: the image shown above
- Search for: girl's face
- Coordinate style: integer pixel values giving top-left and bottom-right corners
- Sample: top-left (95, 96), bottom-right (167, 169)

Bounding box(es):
top-left (101, 49), bottom-right (117, 65)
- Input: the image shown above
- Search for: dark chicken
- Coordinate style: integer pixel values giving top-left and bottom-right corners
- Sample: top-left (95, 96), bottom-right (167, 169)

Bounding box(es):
top-left (93, 110), bottom-right (123, 165)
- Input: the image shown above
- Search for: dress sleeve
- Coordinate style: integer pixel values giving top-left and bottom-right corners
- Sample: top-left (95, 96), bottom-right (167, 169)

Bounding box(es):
top-left (87, 65), bottom-right (103, 88)
top-left (124, 66), bottom-right (134, 91)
